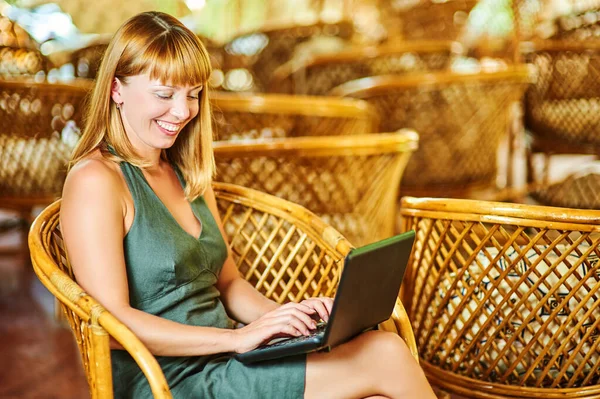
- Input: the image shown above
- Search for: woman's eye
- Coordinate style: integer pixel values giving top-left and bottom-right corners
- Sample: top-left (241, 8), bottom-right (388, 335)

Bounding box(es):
top-left (156, 93), bottom-right (172, 100)
top-left (188, 96), bottom-right (199, 100)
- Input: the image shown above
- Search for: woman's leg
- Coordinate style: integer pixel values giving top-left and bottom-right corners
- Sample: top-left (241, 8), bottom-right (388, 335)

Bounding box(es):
top-left (304, 330), bottom-right (436, 399)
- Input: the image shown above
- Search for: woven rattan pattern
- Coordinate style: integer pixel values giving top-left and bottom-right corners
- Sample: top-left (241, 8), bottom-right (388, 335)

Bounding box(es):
top-left (525, 45), bottom-right (600, 147)
top-left (0, 46), bottom-right (48, 76)
top-left (333, 70), bottom-right (530, 197)
top-left (0, 79), bottom-right (89, 207)
top-left (532, 172), bottom-right (600, 209)
top-left (273, 42), bottom-right (454, 95)
top-left (214, 132), bottom-right (417, 246)
top-left (401, 197), bottom-right (600, 398)
top-left (223, 21), bottom-right (354, 92)
top-left (210, 92), bottom-right (378, 140)
top-left (69, 43), bottom-right (107, 79)
top-left (216, 188), bottom-right (344, 302)
top-left (377, 0), bottom-right (477, 41)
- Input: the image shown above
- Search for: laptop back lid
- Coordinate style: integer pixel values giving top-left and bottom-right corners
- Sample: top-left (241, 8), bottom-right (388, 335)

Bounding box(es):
top-left (322, 231), bottom-right (415, 348)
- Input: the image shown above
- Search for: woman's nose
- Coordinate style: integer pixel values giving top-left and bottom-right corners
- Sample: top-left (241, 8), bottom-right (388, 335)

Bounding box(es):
top-left (170, 98), bottom-right (190, 120)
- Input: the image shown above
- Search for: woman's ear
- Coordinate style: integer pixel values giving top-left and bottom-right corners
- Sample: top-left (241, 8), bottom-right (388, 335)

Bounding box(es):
top-left (111, 77), bottom-right (123, 105)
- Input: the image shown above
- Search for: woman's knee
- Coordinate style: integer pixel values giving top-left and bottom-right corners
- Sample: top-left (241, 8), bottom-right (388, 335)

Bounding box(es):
top-left (359, 330), bottom-right (412, 360)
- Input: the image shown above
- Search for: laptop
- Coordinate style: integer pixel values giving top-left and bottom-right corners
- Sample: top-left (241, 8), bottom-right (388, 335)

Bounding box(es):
top-left (235, 230), bottom-right (416, 363)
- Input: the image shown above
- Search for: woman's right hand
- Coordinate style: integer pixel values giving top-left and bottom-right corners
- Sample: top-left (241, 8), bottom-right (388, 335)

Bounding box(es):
top-left (232, 302), bottom-right (319, 353)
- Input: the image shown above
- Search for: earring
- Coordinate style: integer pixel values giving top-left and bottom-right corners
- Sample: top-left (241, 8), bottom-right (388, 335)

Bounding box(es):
top-left (116, 102), bottom-right (122, 109)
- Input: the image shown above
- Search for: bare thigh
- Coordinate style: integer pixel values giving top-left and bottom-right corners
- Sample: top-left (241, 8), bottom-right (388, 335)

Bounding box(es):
top-left (304, 330), bottom-right (435, 399)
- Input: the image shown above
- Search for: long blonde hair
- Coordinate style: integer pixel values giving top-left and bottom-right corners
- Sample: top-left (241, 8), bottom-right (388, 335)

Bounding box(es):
top-left (71, 11), bottom-right (214, 201)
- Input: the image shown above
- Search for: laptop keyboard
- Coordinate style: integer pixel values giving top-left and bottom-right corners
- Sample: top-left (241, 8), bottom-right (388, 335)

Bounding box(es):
top-left (263, 321), bottom-right (327, 349)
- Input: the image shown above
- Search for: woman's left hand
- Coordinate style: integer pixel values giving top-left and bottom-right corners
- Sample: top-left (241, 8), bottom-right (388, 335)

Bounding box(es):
top-left (298, 297), bottom-right (333, 322)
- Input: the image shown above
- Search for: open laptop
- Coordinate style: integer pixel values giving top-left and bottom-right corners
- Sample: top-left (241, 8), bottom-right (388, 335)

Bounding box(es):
top-left (235, 230), bottom-right (416, 363)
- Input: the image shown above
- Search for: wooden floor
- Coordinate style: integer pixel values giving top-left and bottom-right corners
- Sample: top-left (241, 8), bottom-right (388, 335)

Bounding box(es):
top-left (0, 219), bottom-right (88, 399)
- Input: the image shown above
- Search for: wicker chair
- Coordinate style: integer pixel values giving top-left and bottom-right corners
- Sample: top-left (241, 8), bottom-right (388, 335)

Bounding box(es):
top-left (0, 78), bottom-right (90, 255)
top-left (376, 0), bottom-right (478, 42)
top-left (523, 40), bottom-right (600, 208)
top-left (400, 196), bottom-right (600, 398)
top-left (270, 40), bottom-right (457, 95)
top-left (210, 91), bottom-right (379, 140)
top-left (214, 131), bottom-right (418, 246)
top-left (0, 15), bottom-right (39, 50)
top-left (331, 68), bottom-right (531, 199)
top-left (68, 42), bottom-right (108, 79)
top-left (0, 46), bottom-right (49, 77)
top-left (220, 21), bottom-right (354, 92)
top-left (28, 182), bottom-right (418, 399)
top-left (65, 35), bottom-right (223, 81)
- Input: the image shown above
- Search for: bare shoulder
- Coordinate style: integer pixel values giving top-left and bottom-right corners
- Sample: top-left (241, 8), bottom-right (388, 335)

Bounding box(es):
top-left (62, 149), bottom-right (125, 212)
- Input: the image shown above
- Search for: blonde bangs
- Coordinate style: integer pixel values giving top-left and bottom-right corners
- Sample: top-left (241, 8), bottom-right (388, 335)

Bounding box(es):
top-left (137, 32), bottom-right (211, 88)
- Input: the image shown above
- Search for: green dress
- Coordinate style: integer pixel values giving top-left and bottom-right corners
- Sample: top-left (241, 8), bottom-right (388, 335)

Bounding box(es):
top-left (110, 159), bottom-right (306, 398)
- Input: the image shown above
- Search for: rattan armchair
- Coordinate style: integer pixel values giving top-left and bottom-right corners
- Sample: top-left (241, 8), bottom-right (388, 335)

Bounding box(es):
top-left (270, 40), bottom-right (456, 95)
top-left (0, 78), bottom-right (90, 255)
top-left (400, 196), bottom-right (600, 398)
top-left (523, 40), bottom-right (600, 208)
top-left (376, 0), bottom-right (477, 42)
top-left (214, 132), bottom-right (418, 246)
top-left (29, 183), bottom-right (418, 398)
top-left (220, 21), bottom-right (354, 92)
top-left (210, 91), bottom-right (379, 140)
top-left (331, 67), bottom-right (531, 199)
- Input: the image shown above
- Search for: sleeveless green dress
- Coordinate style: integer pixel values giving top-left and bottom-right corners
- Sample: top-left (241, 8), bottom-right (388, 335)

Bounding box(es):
top-left (110, 159), bottom-right (306, 398)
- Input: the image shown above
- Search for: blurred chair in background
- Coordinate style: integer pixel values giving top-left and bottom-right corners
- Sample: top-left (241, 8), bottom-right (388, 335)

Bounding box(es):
top-left (401, 196), bottom-right (600, 399)
top-left (29, 183), bottom-right (419, 398)
top-left (270, 40), bottom-right (457, 95)
top-left (331, 67), bottom-right (531, 200)
top-left (512, 0), bottom-right (600, 209)
top-left (376, 0), bottom-right (477, 42)
top-left (0, 78), bottom-right (90, 257)
top-left (0, 46), bottom-right (49, 77)
top-left (210, 91), bottom-right (379, 140)
top-left (218, 20), bottom-right (354, 92)
top-left (523, 40), bottom-right (600, 208)
top-left (214, 131), bottom-right (418, 246)
top-left (0, 15), bottom-right (40, 50)
top-left (67, 40), bottom-right (107, 79)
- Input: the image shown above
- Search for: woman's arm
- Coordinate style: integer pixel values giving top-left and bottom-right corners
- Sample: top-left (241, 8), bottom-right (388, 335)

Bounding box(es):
top-left (61, 160), bottom-right (241, 356)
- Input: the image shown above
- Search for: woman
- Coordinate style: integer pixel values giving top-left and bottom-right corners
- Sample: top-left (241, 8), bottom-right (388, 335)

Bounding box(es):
top-left (61, 11), bottom-right (436, 399)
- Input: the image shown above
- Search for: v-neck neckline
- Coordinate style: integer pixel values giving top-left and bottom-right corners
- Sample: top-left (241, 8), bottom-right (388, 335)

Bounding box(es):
top-left (135, 164), bottom-right (203, 241)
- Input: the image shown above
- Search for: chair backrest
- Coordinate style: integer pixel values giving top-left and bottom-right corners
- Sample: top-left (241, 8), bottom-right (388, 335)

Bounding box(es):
top-left (33, 183), bottom-right (406, 397)
top-left (524, 41), bottom-right (600, 149)
top-left (400, 196), bottom-right (600, 398)
top-left (210, 91), bottom-right (379, 140)
top-left (68, 42), bottom-right (108, 79)
top-left (271, 40), bottom-right (456, 95)
top-left (0, 78), bottom-right (91, 211)
top-left (0, 46), bottom-right (49, 77)
top-left (376, 0), bottom-right (477, 42)
top-left (221, 20), bottom-right (354, 92)
top-left (331, 67), bottom-right (531, 198)
top-left (214, 131), bottom-right (418, 246)
top-left (0, 15), bottom-right (39, 50)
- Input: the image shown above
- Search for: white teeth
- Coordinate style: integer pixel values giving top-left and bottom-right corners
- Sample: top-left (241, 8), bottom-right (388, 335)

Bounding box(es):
top-left (156, 120), bottom-right (179, 132)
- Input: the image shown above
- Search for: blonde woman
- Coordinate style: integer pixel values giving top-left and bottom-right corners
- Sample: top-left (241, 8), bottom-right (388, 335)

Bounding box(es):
top-left (61, 11), bottom-right (436, 399)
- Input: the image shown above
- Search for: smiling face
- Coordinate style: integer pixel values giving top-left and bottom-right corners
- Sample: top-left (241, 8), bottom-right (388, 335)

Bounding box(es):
top-left (111, 73), bottom-right (203, 157)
